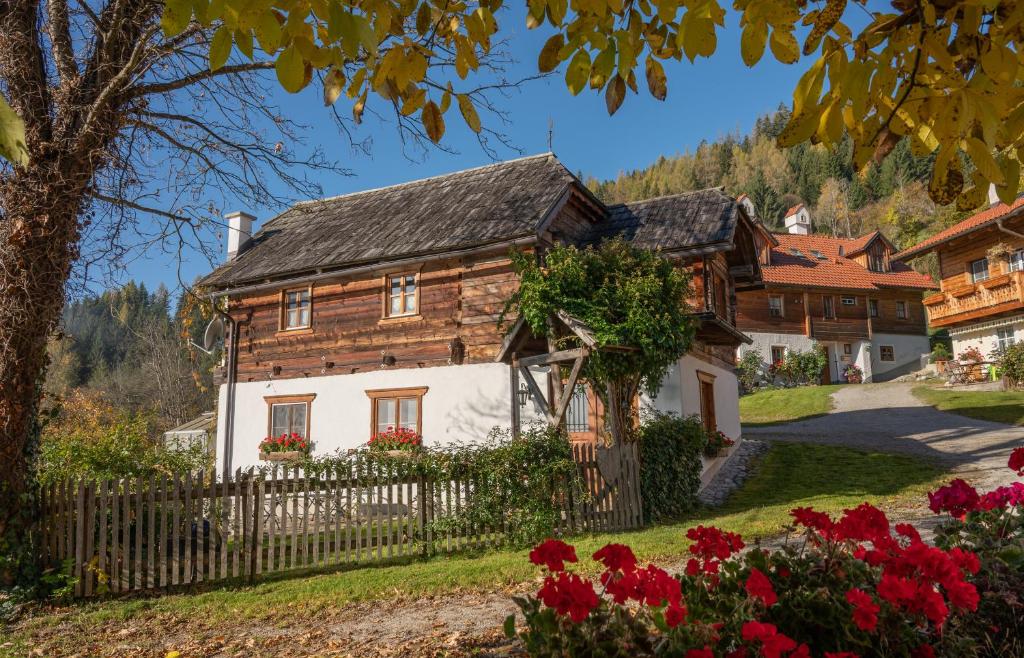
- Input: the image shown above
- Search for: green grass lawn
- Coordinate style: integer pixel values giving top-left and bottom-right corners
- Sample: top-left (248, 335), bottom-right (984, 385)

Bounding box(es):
top-left (5, 442), bottom-right (946, 656)
top-left (739, 384), bottom-right (844, 426)
top-left (912, 384), bottom-right (1024, 426)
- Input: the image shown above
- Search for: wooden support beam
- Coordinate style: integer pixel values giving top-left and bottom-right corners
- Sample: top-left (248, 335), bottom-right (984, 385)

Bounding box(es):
top-left (509, 355), bottom-right (521, 437)
top-left (519, 366), bottom-right (551, 419)
top-left (517, 347), bottom-right (587, 367)
top-left (551, 355), bottom-right (586, 428)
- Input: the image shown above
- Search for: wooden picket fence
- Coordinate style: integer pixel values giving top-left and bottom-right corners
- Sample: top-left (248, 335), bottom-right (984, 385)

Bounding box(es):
top-left (37, 443), bottom-right (642, 598)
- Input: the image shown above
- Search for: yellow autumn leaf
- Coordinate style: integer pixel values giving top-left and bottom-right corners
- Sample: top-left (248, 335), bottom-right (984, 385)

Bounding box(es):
top-left (323, 67), bottom-right (345, 106)
top-left (0, 92), bottom-right (28, 167)
top-left (964, 137), bottom-right (1005, 186)
top-left (422, 100), bottom-right (445, 142)
top-left (457, 94), bottom-right (481, 133)
top-left (538, 34), bottom-right (564, 73)
top-left (605, 75), bottom-right (626, 115)
top-left (645, 56), bottom-right (667, 101)
top-left (161, 0), bottom-right (192, 38)
top-left (740, 22), bottom-right (767, 67)
top-left (209, 26), bottom-right (233, 71)
top-left (275, 44), bottom-right (306, 93)
top-left (564, 49), bottom-right (591, 96)
top-left (769, 28), bottom-right (799, 64)
top-left (254, 10), bottom-right (282, 53)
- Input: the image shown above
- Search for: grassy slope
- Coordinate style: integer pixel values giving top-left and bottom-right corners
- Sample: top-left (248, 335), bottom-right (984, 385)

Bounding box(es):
top-left (5, 442), bottom-right (947, 655)
top-left (912, 385), bottom-right (1024, 426)
top-left (739, 385), bottom-right (844, 426)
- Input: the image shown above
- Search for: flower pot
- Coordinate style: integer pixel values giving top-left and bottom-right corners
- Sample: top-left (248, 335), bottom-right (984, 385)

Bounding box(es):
top-left (384, 449), bottom-right (417, 459)
top-left (260, 450), bottom-right (304, 462)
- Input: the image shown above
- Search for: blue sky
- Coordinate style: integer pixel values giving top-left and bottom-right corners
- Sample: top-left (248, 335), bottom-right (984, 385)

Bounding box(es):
top-left (122, 13), bottom-right (813, 295)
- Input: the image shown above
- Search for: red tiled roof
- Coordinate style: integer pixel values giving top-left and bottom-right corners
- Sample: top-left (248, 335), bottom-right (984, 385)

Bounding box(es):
top-left (784, 204), bottom-right (804, 218)
top-left (844, 230), bottom-right (887, 256)
top-left (763, 232), bottom-right (935, 292)
top-left (895, 196), bottom-right (1024, 260)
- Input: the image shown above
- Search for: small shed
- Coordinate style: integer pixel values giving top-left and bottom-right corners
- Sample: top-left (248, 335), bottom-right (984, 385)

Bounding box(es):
top-left (163, 412), bottom-right (216, 454)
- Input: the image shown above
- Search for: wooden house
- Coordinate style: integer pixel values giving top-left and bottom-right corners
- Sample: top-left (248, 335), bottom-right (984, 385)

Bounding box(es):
top-left (735, 208), bottom-right (934, 383)
top-left (200, 154), bottom-right (763, 474)
top-left (896, 188), bottom-right (1024, 360)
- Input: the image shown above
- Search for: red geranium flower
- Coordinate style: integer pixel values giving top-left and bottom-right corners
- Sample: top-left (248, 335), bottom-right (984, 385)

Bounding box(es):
top-left (592, 543), bottom-right (637, 573)
top-left (664, 602), bottom-right (687, 628)
top-left (745, 568), bottom-right (778, 607)
top-left (529, 538), bottom-right (578, 572)
top-left (928, 479), bottom-right (980, 519)
top-left (845, 588), bottom-right (880, 631)
top-left (536, 572), bottom-right (599, 623)
top-left (741, 621), bottom-right (796, 658)
top-left (686, 648), bottom-right (714, 658)
top-left (1009, 446), bottom-right (1024, 475)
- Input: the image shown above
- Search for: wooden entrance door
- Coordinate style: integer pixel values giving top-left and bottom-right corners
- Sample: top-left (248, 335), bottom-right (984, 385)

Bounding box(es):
top-left (820, 345), bottom-right (831, 385)
top-left (697, 372), bottom-right (717, 433)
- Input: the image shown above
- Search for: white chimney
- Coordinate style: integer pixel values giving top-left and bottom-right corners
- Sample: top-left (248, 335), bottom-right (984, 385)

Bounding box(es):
top-left (988, 183), bottom-right (1001, 206)
top-left (225, 211), bottom-right (255, 260)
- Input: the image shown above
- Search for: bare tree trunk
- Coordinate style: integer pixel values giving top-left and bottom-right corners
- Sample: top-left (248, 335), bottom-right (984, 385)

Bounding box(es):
top-left (603, 378), bottom-right (640, 446)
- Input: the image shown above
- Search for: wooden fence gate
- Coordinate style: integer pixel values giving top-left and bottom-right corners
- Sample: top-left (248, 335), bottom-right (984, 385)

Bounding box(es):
top-left (37, 445), bottom-right (642, 598)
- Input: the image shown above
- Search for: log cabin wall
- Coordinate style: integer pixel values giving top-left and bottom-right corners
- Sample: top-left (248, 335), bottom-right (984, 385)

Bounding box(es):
top-left (735, 288), bottom-right (807, 335)
top-left (935, 216), bottom-right (1024, 291)
top-left (223, 247), bottom-right (521, 385)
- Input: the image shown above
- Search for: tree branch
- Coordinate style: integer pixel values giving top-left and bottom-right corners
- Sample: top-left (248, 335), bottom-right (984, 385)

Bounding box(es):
top-left (128, 61), bottom-right (275, 98)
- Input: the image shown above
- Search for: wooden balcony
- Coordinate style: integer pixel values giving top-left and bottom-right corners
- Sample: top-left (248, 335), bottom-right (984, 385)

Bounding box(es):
top-left (810, 318), bottom-right (869, 342)
top-left (924, 271), bottom-right (1024, 328)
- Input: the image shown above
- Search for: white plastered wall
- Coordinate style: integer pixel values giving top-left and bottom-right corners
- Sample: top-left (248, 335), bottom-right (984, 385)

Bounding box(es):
top-left (868, 333), bottom-right (931, 381)
top-left (951, 318), bottom-right (1024, 360)
top-left (739, 332), bottom-right (818, 378)
top-left (216, 362), bottom-right (548, 473)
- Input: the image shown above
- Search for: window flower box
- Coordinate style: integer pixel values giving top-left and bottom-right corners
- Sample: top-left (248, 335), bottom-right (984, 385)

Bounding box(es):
top-left (980, 273), bottom-right (1012, 289)
top-left (259, 433), bottom-right (311, 461)
top-left (368, 427), bottom-right (423, 454)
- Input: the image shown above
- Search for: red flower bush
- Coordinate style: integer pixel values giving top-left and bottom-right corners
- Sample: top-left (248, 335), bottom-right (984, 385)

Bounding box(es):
top-left (744, 568), bottom-right (777, 607)
top-left (1009, 446), bottom-right (1024, 476)
top-left (928, 478), bottom-right (981, 519)
top-left (537, 571), bottom-right (599, 623)
top-left (529, 538), bottom-right (577, 572)
top-left (368, 426), bottom-right (422, 452)
top-left (508, 444), bottom-right (1024, 657)
top-left (258, 432), bottom-right (310, 455)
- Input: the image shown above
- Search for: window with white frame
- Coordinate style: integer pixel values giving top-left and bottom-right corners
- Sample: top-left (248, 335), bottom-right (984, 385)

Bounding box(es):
top-left (266, 395), bottom-right (314, 439)
top-left (367, 387), bottom-right (427, 435)
top-left (896, 301), bottom-right (907, 319)
top-left (841, 296), bottom-right (856, 306)
top-left (869, 299), bottom-right (879, 318)
top-left (970, 258), bottom-right (990, 283)
top-left (1010, 250), bottom-right (1024, 273)
top-left (770, 345), bottom-right (786, 365)
top-left (281, 288), bottom-right (311, 330)
top-left (386, 273), bottom-right (418, 317)
top-left (768, 295), bottom-right (783, 318)
top-left (997, 326), bottom-right (1016, 353)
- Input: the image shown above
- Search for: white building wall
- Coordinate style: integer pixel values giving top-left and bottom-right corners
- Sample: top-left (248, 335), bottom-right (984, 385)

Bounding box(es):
top-left (216, 362), bottom-right (549, 473)
top-left (217, 354), bottom-right (744, 480)
top-left (868, 333), bottom-right (931, 381)
top-left (739, 332), bottom-right (817, 375)
top-left (950, 317), bottom-right (1024, 360)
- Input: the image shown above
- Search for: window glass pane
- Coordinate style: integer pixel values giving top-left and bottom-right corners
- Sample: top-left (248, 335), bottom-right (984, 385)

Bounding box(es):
top-left (399, 398), bottom-right (418, 432)
top-left (376, 399), bottom-right (397, 433)
top-left (1011, 251), bottom-right (1024, 272)
top-left (390, 294), bottom-right (402, 315)
top-left (971, 259), bottom-right (989, 282)
top-left (271, 403), bottom-right (306, 437)
top-left (566, 386), bottom-right (589, 432)
top-left (404, 290), bottom-right (416, 313)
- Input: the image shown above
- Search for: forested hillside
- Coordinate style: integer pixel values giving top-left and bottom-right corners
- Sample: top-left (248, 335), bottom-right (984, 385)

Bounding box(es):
top-left (585, 107), bottom-right (970, 253)
top-left (46, 282), bottom-right (217, 432)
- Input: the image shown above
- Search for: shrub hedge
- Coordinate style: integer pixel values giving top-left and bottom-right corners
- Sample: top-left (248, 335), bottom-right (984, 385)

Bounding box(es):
top-left (637, 411), bottom-right (706, 523)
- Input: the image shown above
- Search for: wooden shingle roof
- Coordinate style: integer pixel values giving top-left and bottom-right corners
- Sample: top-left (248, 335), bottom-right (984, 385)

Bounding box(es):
top-left (201, 156), bottom-right (750, 290)
top-left (593, 187), bottom-right (741, 253)
top-left (201, 154), bottom-right (576, 288)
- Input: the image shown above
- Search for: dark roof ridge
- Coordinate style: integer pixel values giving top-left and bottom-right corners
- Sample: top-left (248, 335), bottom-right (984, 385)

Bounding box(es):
top-left (292, 152), bottom-right (558, 208)
top-left (610, 186), bottom-right (728, 208)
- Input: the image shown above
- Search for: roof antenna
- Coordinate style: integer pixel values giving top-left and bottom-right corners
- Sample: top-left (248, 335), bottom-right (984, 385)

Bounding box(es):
top-left (547, 117), bottom-right (554, 152)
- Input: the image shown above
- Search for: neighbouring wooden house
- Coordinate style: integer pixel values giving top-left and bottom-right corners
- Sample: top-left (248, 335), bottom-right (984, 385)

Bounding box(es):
top-left (896, 187), bottom-right (1024, 359)
top-left (735, 204), bottom-right (934, 383)
top-left (200, 154), bottom-right (764, 474)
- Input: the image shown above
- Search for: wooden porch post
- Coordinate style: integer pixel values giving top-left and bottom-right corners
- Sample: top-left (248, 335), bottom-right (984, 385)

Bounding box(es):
top-left (509, 353), bottom-right (521, 438)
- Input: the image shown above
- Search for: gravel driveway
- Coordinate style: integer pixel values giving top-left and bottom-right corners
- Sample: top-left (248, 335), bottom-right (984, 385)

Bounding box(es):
top-left (744, 382), bottom-right (1023, 491)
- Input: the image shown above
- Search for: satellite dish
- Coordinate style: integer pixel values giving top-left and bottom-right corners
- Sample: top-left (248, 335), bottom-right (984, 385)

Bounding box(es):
top-left (190, 316), bottom-right (226, 354)
top-left (202, 315), bottom-right (225, 351)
